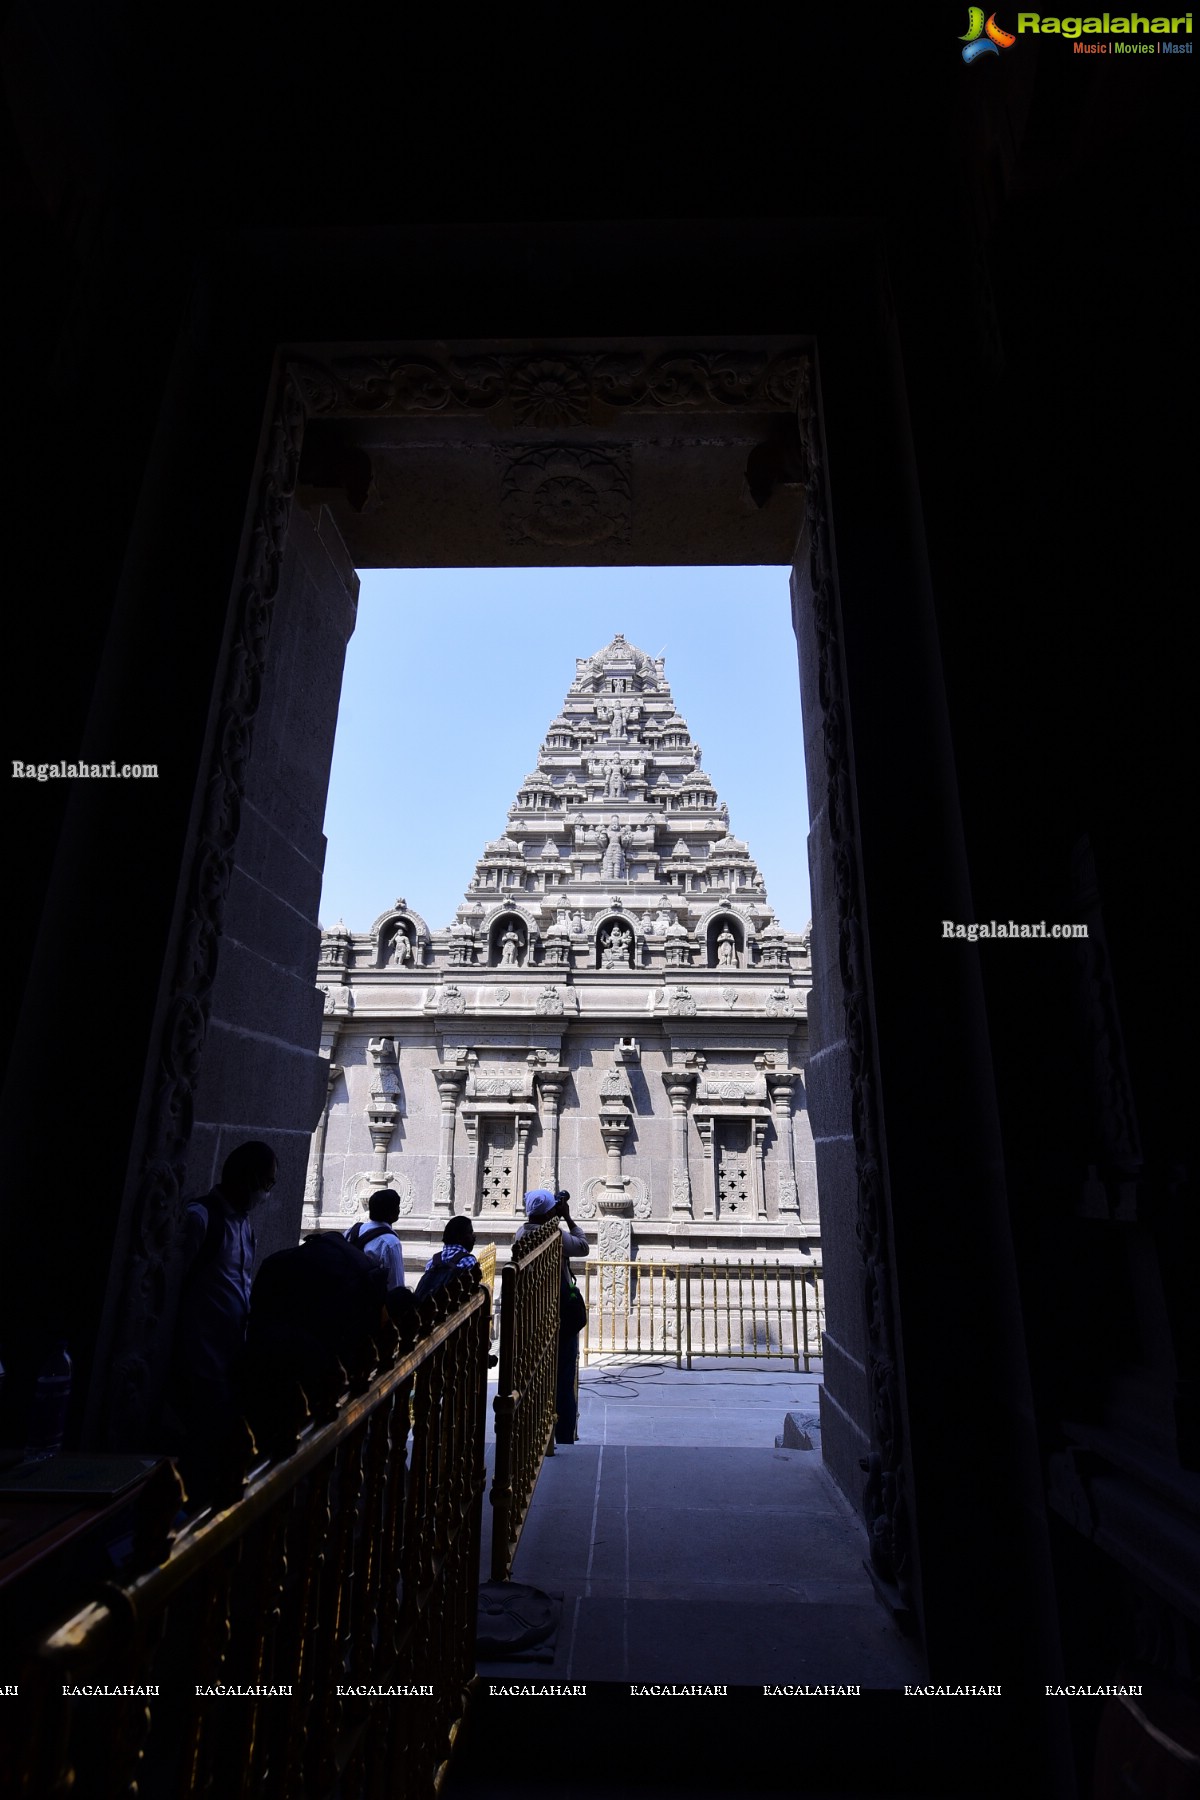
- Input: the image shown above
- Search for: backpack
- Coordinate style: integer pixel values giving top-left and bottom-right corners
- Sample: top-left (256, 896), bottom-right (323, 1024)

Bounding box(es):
top-left (346, 1221), bottom-right (397, 1252)
top-left (414, 1249), bottom-right (477, 1305)
top-left (244, 1233), bottom-right (387, 1398)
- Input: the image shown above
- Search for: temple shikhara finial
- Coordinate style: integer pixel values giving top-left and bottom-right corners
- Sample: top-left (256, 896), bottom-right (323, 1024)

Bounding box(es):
top-left (307, 633), bottom-right (815, 1281)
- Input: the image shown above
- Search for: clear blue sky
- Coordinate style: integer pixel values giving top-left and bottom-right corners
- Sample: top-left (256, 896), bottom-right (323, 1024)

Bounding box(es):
top-left (319, 567), bottom-right (812, 936)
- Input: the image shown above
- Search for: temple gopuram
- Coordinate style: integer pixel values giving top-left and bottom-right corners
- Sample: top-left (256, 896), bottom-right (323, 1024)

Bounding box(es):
top-left (306, 632), bottom-right (816, 1278)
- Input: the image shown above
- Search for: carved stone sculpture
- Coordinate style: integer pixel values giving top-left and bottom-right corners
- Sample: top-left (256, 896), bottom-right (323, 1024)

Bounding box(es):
top-left (601, 923), bottom-right (634, 968)
top-left (597, 816), bottom-right (631, 881)
top-left (498, 923), bottom-right (521, 966)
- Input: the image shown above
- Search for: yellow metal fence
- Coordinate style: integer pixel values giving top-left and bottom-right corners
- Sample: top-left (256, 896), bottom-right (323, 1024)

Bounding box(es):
top-left (14, 1272), bottom-right (491, 1800)
top-left (488, 1220), bottom-right (561, 1583)
top-left (580, 1258), bottom-right (824, 1371)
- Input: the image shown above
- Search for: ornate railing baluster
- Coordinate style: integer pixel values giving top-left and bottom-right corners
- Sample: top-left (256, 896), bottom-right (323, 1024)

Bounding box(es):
top-left (13, 1275), bottom-right (489, 1800)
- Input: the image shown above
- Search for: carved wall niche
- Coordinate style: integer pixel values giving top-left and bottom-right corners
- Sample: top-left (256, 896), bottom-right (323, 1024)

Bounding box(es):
top-left (370, 901), bottom-right (431, 970)
top-left (707, 913), bottom-right (744, 969)
top-left (596, 913), bottom-right (637, 969)
top-left (489, 913), bottom-right (529, 969)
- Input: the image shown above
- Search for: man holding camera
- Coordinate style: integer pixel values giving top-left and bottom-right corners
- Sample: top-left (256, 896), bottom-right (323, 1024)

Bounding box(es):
top-left (518, 1188), bottom-right (588, 1444)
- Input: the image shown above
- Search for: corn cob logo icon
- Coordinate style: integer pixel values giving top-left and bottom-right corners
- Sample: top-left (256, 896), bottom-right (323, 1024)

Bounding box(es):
top-left (960, 8), bottom-right (1017, 60)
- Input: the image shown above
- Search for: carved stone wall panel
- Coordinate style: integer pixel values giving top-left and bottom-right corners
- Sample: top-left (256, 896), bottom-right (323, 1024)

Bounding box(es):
top-left (499, 446), bottom-right (631, 549)
top-left (105, 369), bottom-right (306, 1448)
top-left (291, 348), bottom-right (805, 423)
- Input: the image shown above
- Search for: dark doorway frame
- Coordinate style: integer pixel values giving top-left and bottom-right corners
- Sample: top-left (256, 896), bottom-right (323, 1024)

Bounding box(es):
top-left (70, 222), bottom-right (1061, 1694)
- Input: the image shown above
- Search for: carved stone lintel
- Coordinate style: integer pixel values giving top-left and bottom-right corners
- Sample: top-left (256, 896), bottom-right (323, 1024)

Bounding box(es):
top-left (292, 348), bottom-right (806, 423)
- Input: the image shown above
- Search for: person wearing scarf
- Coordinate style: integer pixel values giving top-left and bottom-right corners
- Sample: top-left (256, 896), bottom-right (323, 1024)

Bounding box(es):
top-left (516, 1188), bottom-right (589, 1444)
top-left (414, 1216), bottom-right (479, 1301)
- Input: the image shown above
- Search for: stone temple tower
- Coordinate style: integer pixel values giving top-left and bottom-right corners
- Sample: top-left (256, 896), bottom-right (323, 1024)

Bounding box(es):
top-left (308, 632), bottom-right (816, 1277)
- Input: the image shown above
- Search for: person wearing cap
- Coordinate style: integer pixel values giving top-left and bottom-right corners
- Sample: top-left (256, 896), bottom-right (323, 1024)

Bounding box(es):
top-left (516, 1187), bottom-right (588, 1444)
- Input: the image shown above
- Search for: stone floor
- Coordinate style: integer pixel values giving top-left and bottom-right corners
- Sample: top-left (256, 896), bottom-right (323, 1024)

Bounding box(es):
top-left (477, 1358), bottom-right (918, 1687)
top-left (445, 1360), bottom-right (1009, 1798)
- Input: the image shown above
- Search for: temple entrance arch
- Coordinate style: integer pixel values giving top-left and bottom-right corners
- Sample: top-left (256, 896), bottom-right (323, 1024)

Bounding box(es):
top-left (99, 329), bottom-right (896, 1604)
top-left (91, 294), bottom-right (1052, 1685)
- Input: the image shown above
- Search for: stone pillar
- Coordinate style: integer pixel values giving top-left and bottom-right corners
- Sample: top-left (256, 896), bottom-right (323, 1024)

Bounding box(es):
top-left (662, 1068), bottom-right (698, 1218)
top-left (536, 1070), bottom-right (567, 1190)
top-left (597, 1097), bottom-right (633, 1310)
top-left (366, 1036), bottom-right (400, 1182)
top-left (301, 1059), bottom-right (342, 1230)
top-left (598, 1216), bottom-right (633, 1314)
top-left (767, 1072), bottom-right (802, 1220)
top-left (750, 1116), bottom-right (769, 1221)
top-left (598, 1110), bottom-right (629, 1201)
top-left (514, 1113), bottom-right (534, 1207)
top-left (432, 1065), bottom-right (466, 1214)
top-left (693, 1115), bottom-right (717, 1219)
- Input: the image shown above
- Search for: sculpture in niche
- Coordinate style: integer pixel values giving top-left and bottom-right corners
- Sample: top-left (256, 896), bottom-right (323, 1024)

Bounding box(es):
top-left (716, 924), bottom-right (738, 968)
top-left (391, 926), bottom-right (414, 966)
top-left (498, 922), bottom-right (522, 966)
top-left (601, 923), bottom-right (634, 968)
top-left (597, 816), bottom-right (632, 881)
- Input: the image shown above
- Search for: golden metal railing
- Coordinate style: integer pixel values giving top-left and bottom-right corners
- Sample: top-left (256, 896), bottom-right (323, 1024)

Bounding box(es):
top-left (475, 1243), bottom-right (497, 1304)
top-left (581, 1258), bottom-right (825, 1371)
top-left (489, 1220), bottom-right (561, 1583)
top-left (14, 1271), bottom-right (490, 1800)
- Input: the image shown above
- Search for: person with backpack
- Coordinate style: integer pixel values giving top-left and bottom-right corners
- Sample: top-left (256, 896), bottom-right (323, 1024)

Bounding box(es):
top-left (344, 1189), bottom-right (405, 1292)
top-left (241, 1230), bottom-right (390, 1449)
top-left (414, 1216), bottom-right (479, 1303)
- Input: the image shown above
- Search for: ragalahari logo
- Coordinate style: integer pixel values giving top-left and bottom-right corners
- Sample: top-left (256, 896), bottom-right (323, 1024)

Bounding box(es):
top-left (960, 8), bottom-right (1017, 59)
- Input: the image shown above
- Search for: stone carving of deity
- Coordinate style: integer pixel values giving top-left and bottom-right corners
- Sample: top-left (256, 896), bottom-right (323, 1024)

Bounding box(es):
top-left (601, 924), bottom-right (634, 968)
top-left (598, 699), bottom-right (639, 742)
top-left (597, 816), bottom-right (631, 881)
top-left (499, 923), bottom-right (521, 966)
top-left (716, 925), bottom-right (737, 968)
top-left (391, 927), bottom-right (413, 966)
top-left (605, 758), bottom-right (625, 798)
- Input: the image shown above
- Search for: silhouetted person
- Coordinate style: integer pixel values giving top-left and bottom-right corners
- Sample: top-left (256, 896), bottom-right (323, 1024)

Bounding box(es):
top-left (242, 1231), bottom-right (389, 1451)
top-left (345, 1188), bottom-right (405, 1291)
top-left (414, 1216), bottom-right (478, 1302)
top-left (516, 1189), bottom-right (588, 1444)
top-left (173, 1139), bottom-right (276, 1503)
